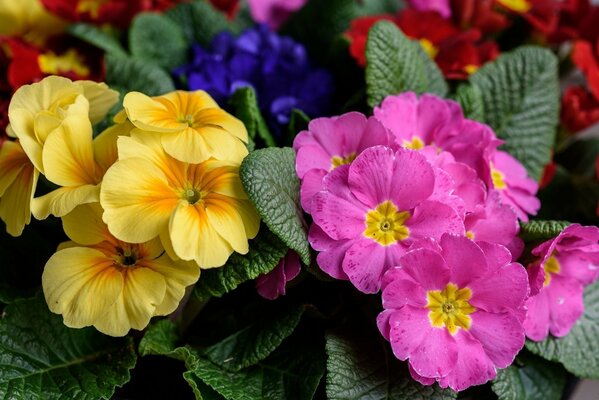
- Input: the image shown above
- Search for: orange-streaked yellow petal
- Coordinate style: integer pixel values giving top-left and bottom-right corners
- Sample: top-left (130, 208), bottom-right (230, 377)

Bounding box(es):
top-left (227, 198), bottom-right (260, 240)
top-left (62, 203), bottom-right (111, 245)
top-left (160, 90), bottom-right (219, 114)
top-left (93, 121), bottom-right (134, 176)
top-left (194, 108), bottom-right (248, 143)
top-left (0, 141), bottom-right (29, 196)
top-left (205, 195), bottom-right (251, 254)
top-left (161, 126), bottom-right (248, 164)
top-left (0, 162), bottom-right (38, 236)
top-left (31, 184), bottom-right (100, 220)
top-left (124, 91), bottom-right (184, 133)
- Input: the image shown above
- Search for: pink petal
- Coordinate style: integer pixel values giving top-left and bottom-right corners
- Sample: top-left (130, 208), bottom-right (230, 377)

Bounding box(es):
top-left (406, 201), bottom-right (465, 241)
top-left (381, 270), bottom-right (428, 309)
top-left (309, 224), bottom-right (351, 280)
top-left (373, 93), bottom-right (420, 145)
top-left (547, 275), bottom-right (585, 338)
top-left (409, 364), bottom-right (436, 386)
top-left (558, 251), bottom-right (599, 285)
top-left (468, 310), bottom-right (525, 368)
top-left (477, 241), bottom-right (513, 271)
top-left (295, 143), bottom-right (332, 178)
top-left (255, 251), bottom-right (301, 300)
top-left (440, 234), bottom-right (488, 287)
top-left (343, 239), bottom-right (401, 293)
top-left (300, 169), bottom-right (326, 214)
top-left (398, 248), bottom-right (450, 291)
top-left (523, 288), bottom-right (551, 341)
top-left (469, 262), bottom-right (528, 313)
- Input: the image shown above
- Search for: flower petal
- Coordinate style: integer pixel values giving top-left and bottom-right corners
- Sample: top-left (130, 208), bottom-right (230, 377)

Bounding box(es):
top-left (0, 162), bottom-right (37, 236)
top-left (32, 184), bottom-right (100, 220)
top-left (161, 126), bottom-right (248, 164)
top-left (61, 203), bottom-right (111, 245)
top-left (468, 310), bottom-right (525, 368)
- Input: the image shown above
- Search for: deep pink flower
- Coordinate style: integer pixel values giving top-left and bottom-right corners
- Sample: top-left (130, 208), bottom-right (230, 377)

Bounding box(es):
top-left (524, 224), bottom-right (599, 341)
top-left (408, 0), bottom-right (452, 18)
top-left (309, 146), bottom-right (464, 293)
top-left (247, 0), bottom-right (307, 29)
top-left (294, 112), bottom-right (393, 213)
top-left (377, 234), bottom-right (528, 391)
top-left (256, 251), bottom-right (301, 300)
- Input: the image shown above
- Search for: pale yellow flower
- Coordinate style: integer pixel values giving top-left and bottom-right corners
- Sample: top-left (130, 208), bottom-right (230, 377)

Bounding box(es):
top-left (43, 203), bottom-right (200, 337)
top-left (0, 0), bottom-right (66, 45)
top-left (122, 90), bottom-right (249, 164)
top-left (100, 131), bottom-right (260, 268)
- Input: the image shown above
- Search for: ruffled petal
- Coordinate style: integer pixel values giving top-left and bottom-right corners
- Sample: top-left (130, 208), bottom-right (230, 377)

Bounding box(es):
top-left (31, 184), bottom-right (100, 220)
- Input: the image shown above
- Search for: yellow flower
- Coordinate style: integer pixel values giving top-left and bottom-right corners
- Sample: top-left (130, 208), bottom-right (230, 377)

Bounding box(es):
top-left (42, 203), bottom-right (200, 337)
top-left (100, 131), bottom-right (260, 268)
top-left (0, 0), bottom-right (66, 45)
top-left (8, 75), bottom-right (119, 174)
top-left (122, 90), bottom-right (249, 164)
top-left (0, 141), bottom-right (38, 236)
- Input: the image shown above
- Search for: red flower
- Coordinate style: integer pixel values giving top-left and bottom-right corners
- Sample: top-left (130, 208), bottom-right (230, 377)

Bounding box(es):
top-left (546, 0), bottom-right (599, 44)
top-left (539, 160), bottom-right (556, 189)
top-left (346, 15), bottom-right (397, 67)
top-left (435, 31), bottom-right (499, 79)
top-left (209, 0), bottom-right (239, 19)
top-left (572, 40), bottom-right (599, 101)
top-left (561, 86), bottom-right (599, 133)
top-left (451, 0), bottom-right (511, 34)
top-left (496, 0), bottom-right (560, 34)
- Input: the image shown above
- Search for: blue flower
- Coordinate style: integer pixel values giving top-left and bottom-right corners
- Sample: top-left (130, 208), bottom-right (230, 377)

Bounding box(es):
top-left (173, 24), bottom-right (333, 135)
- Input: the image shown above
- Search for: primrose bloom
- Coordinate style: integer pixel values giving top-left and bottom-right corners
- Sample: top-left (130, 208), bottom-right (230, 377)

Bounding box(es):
top-left (0, 0), bottom-right (66, 45)
top-left (100, 131), bottom-right (260, 268)
top-left (309, 146), bottom-right (464, 293)
top-left (378, 235), bottom-right (528, 391)
top-left (42, 203), bottom-right (200, 337)
top-left (256, 251), bottom-right (301, 300)
top-left (523, 224), bottom-right (599, 341)
top-left (122, 90), bottom-right (248, 164)
top-left (293, 112), bottom-right (393, 213)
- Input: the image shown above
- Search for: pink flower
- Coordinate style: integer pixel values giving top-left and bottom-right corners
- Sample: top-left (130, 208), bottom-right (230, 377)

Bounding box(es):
top-left (487, 150), bottom-right (540, 222)
top-left (256, 251), bottom-right (301, 300)
top-left (248, 0), bottom-right (307, 29)
top-left (408, 0), bottom-right (452, 19)
top-left (309, 146), bottom-right (464, 293)
top-left (377, 234), bottom-right (528, 391)
top-left (523, 224), bottom-right (599, 341)
top-left (294, 112), bottom-right (393, 213)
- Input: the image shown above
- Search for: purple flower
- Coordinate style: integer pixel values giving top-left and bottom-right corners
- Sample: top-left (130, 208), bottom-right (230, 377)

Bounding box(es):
top-left (173, 24), bottom-right (333, 135)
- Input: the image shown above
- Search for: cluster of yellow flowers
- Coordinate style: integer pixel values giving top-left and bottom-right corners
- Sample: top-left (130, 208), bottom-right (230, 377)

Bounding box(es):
top-left (0, 76), bottom-right (260, 336)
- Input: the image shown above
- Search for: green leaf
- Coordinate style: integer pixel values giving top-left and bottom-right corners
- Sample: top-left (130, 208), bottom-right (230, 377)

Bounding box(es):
top-left (166, 1), bottom-right (230, 47)
top-left (129, 13), bottom-right (188, 70)
top-left (229, 87), bottom-right (275, 147)
top-left (203, 304), bottom-right (305, 371)
top-left (454, 84), bottom-right (484, 122)
top-left (491, 353), bottom-right (566, 400)
top-left (287, 109), bottom-right (310, 137)
top-left (240, 148), bottom-right (311, 265)
top-left (68, 23), bottom-right (128, 57)
top-left (470, 46), bottom-right (559, 181)
top-left (105, 54), bottom-right (175, 96)
top-left (326, 330), bottom-right (457, 399)
top-left (139, 319), bottom-right (178, 357)
top-left (519, 220), bottom-right (570, 242)
top-left (526, 279), bottom-right (599, 378)
top-left (365, 21), bottom-right (448, 108)
top-left (193, 227), bottom-right (288, 302)
top-left (0, 295), bottom-right (136, 399)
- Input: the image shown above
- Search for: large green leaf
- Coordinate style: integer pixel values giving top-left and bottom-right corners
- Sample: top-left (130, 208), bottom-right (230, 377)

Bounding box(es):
top-left (326, 330), bottom-right (456, 399)
top-left (0, 295), bottom-right (136, 399)
top-left (166, 1), bottom-right (230, 47)
top-left (105, 54), bottom-right (175, 96)
top-left (518, 220), bottom-right (570, 243)
top-left (470, 46), bottom-right (559, 181)
top-left (229, 87), bottom-right (275, 147)
top-left (454, 84), bottom-right (484, 122)
top-left (491, 353), bottom-right (566, 400)
top-left (526, 280), bottom-right (599, 378)
top-left (240, 148), bottom-right (311, 265)
top-left (193, 227), bottom-right (288, 302)
top-left (365, 21), bottom-right (448, 108)
top-left (68, 24), bottom-right (127, 57)
top-left (129, 13), bottom-right (188, 70)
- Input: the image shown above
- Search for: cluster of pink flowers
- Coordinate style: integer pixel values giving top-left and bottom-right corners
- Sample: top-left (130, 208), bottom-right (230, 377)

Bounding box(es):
top-left (293, 92), bottom-right (599, 391)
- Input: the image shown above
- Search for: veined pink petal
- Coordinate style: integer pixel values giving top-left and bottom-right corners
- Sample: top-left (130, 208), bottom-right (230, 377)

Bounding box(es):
top-left (299, 169), bottom-right (326, 214)
top-left (406, 200), bottom-right (465, 241)
top-left (523, 288), bottom-right (551, 341)
top-left (440, 234), bottom-right (489, 288)
top-left (547, 275), bottom-right (585, 338)
top-left (342, 239), bottom-right (393, 293)
top-left (469, 311), bottom-right (525, 368)
top-left (398, 247), bottom-right (450, 291)
top-left (309, 224), bottom-right (351, 280)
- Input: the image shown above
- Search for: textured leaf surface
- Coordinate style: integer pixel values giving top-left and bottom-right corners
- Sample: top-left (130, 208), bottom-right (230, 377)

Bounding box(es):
top-left (203, 305), bottom-right (305, 371)
top-left (193, 227), bottom-right (288, 302)
top-left (491, 354), bottom-right (566, 400)
top-left (526, 280), bottom-right (599, 378)
top-left (229, 87), bottom-right (275, 147)
top-left (326, 330), bottom-right (456, 399)
top-left (0, 295), bottom-right (136, 399)
top-left (519, 220), bottom-right (570, 242)
top-left (129, 13), bottom-right (187, 70)
top-left (240, 148), bottom-right (310, 265)
top-left (365, 21), bottom-right (448, 108)
top-left (105, 54), bottom-right (175, 96)
top-left (166, 1), bottom-right (229, 47)
top-left (68, 24), bottom-right (127, 57)
top-left (470, 46), bottom-right (559, 181)
top-left (454, 84), bottom-right (484, 122)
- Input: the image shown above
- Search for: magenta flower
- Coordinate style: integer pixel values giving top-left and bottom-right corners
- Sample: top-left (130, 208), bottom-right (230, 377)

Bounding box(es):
top-left (294, 112), bottom-right (393, 213)
top-left (488, 150), bottom-right (540, 222)
top-left (377, 235), bottom-right (528, 391)
top-left (248, 0), bottom-right (307, 29)
top-left (256, 251), bottom-right (301, 300)
top-left (523, 224), bottom-right (599, 341)
top-left (309, 146), bottom-right (464, 293)
top-left (408, 0), bottom-right (451, 18)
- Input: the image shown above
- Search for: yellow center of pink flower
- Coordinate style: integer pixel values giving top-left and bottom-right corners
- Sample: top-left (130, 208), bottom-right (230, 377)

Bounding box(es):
top-left (466, 230), bottom-right (475, 240)
top-left (330, 152), bottom-right (357, 170)
top-left (402, 136), bottom-right (425, 150)
top-left (427, 283), bottom-right (476, 335)
top-left (419, 38), bottom-right (438, 59)
top-left (543, 255), bottom-right (561, 286)
top-left (497, 0), bottom-right (532, 13)
top-left (364, 200), bottom-right (410, 246)
top-left (38, 49), bottom-right (90, 77)
top-left (490, 164), bottom-right (507, 190)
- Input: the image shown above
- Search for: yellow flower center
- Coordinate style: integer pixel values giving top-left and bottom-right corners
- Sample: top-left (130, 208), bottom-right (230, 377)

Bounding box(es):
top-left (183, 188), bottom-right (202, 205)
top-left (464, 64), bottom-right (479, 75)
top-left (38, 49), bottom-right (90, 77)
top-left (497, 0), bottom-right (532, 13)
top-left (364, 200), bottom-right (410, 246)
top-left (114, 245), bottom-right (140, 267)
top-left (419, 38), bottom-right (438, 59)
top-left (402, 136), bottom-right (425, 150)
top-left (427, 283), bottom-right (476, 335)
top-left (543, 255), bottom-right (561, 286)
top-left (77, 0), bottom-right (108, 17)
top-left (178, 114), bottom-right (195, 127)
top-left (330, 152), bottom-right (357, 170)
top-left (490, 164), bottom-right (507, 190)
top-left (466, 230), bottom-right (475, 240)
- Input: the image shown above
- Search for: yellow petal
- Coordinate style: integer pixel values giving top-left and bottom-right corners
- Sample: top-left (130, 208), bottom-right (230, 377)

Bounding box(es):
top-left (194, 108), bottom-right (248, 143)
top-left (191, 161), bottom-right (248, 199)
top-left (62, 203), bottom-right (111, 245)
top-left (8, 108), bottom-right (43, 172)
top-left (8, 76), bottom-right (81, 119)
top-left (0, 141), bottom-right (29, 196)
top-left (100, 158), bottom-right (179, 243)
top-left (205, 195), bottom-right (250, 254)
top-left (93, 121), bottom-right (134, 176)
top-left (159, 227), bottom-right (179, 261)
top-left (93, 267), bottom-right (166, 336)
top-left (42, 115), bottom-right (98, 187)
top-left (0, 162), bottom-right (38, 236)
top-left (162, 90), bottom-right (219, 113)
top-left (124, 92), bottom-right (184, 133)
top-left (113, 109), bottom-right (127, 124)
top-left (31, 184), bottom-right (100, 220)
top-left (57, 240), bottom-right (79, 251)
top-left (75, 81), bottom-right (120, 124)
top-left (229, 198), bottom-right (261, 240)
top-left (42, 247), bottom-right (124, 329)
